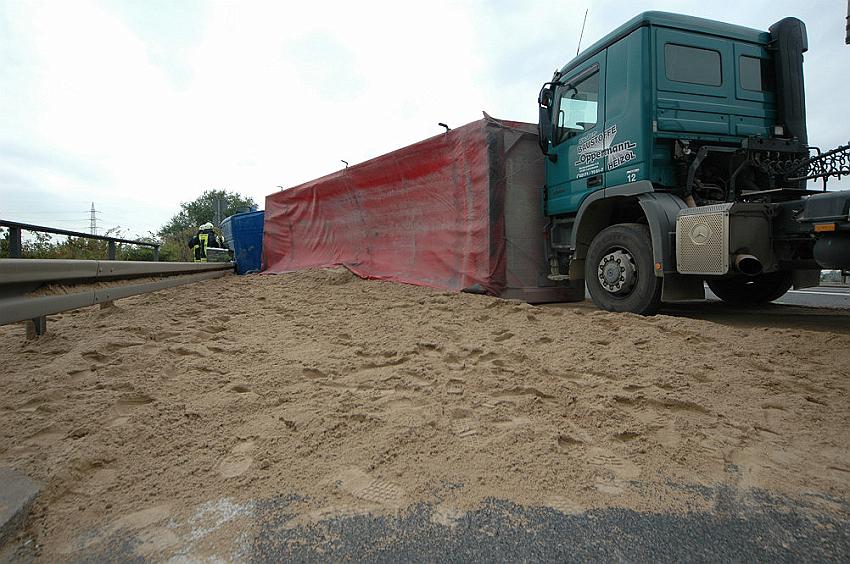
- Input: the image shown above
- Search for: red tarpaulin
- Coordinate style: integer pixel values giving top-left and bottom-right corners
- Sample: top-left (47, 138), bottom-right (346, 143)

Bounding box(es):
top-left (262, 114), bottom-right (583, 303)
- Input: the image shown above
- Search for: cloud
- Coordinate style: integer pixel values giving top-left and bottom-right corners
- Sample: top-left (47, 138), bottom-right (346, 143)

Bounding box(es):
top-left (0, 0), bottom-right (847, 235)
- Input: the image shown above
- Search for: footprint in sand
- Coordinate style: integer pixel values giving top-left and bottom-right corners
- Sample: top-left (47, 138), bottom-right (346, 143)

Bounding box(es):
top-left (67, 367), bottom-right (96, 384)
top-left (492, 386), bottom-right (555, 402)
top-left (167, 344), bottom-right (209, 358)
top-left (100, 339), bottom-right (145, 353)
top-left (334, 468), bottom-right (405, 506)
top-left (556, 434), bottom-right (585, 451)
top-left (302, 367), bottom-right (326, 379)
top-left (587, 446), bottom-right (641, 481)
top-left (218, 440), bottom-right (255, 478)
top-left (445, 377), bottom-right (464, 396)
top-left (115, 393), bottom-right (154, 415)
top-left (448, 407), bottom-right (480, 438)
top-left (26, 425), bottom-right (66, 446)
top-left (16, 396), bottom-right (55, 413)
top-left (545, 495), bottom-right (585, 515)
top-left (452, 421), bottom-right (479, 438)
top-left (613, 395), bottom-right (684, 449)
top-left (81, 350), bottom-right (116, 367)
top-left (107, 393), bottom-right (154, 427)
top-left (492, 330), bottom-right (514, 343)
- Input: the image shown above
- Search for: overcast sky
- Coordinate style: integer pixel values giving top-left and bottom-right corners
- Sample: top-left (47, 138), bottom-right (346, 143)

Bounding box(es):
top-left (1, 0), bottom-right (848, 236)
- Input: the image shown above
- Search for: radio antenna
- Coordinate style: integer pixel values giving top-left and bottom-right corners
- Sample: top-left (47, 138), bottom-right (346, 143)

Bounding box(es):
top-left (576, 9), bottom-right (589, 56)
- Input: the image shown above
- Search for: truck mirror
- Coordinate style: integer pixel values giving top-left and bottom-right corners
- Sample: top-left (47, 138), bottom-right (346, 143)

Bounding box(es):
top-left (538, 85), bottom-right (555, 153)
top-left (539, 87), bottom-right (553, 108)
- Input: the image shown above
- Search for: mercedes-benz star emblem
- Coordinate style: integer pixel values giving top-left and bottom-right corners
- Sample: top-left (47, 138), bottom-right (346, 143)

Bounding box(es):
top-left (689, 222), bottom-right (712, 245)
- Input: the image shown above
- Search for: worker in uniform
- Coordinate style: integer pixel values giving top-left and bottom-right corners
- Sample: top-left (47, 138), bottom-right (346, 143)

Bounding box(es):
top-left (188, 222), bottom-right (223, 262)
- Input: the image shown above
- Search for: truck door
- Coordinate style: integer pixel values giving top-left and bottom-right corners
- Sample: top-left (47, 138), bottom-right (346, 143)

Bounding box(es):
top-left (545, 51), bottom-right (607, 217)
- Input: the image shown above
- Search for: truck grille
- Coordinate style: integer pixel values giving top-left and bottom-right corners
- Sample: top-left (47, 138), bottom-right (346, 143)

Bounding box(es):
top-left (676, 204), bottom-right (731, 275)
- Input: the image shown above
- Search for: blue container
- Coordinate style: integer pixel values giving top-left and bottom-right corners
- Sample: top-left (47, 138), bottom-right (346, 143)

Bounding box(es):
top-left (220, 210), bottom-right (264, 274)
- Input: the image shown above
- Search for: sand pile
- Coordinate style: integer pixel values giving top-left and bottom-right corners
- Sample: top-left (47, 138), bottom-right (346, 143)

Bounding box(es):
top-left (1, 268), bottom-right (848, 559)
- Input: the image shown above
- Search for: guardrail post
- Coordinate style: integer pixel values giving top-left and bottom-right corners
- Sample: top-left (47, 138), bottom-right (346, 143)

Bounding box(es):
top-left (25, 316), bottom-right (47, 339)
top-left (9, 227), bottom-right (22, 258)
top-left (153, 245), bottom-right (160, 261)
top-left (107, 240), bottom-right (116, 260)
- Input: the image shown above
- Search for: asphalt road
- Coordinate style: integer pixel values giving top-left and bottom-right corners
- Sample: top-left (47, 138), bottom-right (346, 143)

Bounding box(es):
top-left (247, 486), bottom-right (850, 563)
top-left (561, 284), bottom-right (850, 334)
top-left (661, 284), bottom-right (850, 334)
top-left (63, 484), bottom-right (850, 563)
top-left (720, 285), bottom-right (850, 310)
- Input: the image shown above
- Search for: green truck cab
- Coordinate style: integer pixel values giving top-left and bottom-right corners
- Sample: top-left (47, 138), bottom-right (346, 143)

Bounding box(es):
top-left (537, 12), bottom-right (850, 314)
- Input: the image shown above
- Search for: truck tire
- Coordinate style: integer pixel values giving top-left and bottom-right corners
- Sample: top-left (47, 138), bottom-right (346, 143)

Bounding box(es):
top-left (586, 223), bottom-right (662, 315)
top-left (706, 271), bottom-right (793, 305)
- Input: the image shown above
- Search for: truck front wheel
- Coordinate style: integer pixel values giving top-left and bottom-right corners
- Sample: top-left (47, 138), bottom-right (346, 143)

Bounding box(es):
top-left (706, 272), bottom-right (793, 305)
top-left (586, 223), bottom-right (662, 315)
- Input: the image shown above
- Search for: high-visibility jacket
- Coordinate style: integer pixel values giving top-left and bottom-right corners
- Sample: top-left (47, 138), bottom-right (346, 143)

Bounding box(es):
top-left (188, 229), bottom-right (222, 262)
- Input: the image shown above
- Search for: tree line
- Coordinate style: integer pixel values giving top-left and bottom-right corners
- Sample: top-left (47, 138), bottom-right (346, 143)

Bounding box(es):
top-left (1, 189), bottom-right (256, 261)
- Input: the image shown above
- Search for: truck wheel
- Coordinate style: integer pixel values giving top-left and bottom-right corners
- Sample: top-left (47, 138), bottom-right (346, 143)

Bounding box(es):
top-left (706, 271), bottom-right (793, 305)
top-left (586, 223), bottom-right (662, 315)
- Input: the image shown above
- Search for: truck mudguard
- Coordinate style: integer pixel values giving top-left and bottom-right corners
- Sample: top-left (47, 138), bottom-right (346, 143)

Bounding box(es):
top-left (636, 192), bottom-right (688, 276)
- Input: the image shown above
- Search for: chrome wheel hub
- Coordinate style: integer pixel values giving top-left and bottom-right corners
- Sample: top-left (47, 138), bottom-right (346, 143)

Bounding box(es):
top-left (597, 249), bottom-right (637, 295)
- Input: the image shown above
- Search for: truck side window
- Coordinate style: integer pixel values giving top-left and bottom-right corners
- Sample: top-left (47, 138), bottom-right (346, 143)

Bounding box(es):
top-left (665, 44), bottom-right (722, 86)
top-left (555, 71), bottom-right (599, 145)
top-left (739, 55), bottom-right (774, 91)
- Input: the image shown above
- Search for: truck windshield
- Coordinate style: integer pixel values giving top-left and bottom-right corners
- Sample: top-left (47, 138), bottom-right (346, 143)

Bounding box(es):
top-left (555, 71), bottom-right (599, 144)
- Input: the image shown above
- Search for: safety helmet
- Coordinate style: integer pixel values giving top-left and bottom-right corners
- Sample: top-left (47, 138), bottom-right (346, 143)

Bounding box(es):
top-left (199, 222), bottom-right (214, 230)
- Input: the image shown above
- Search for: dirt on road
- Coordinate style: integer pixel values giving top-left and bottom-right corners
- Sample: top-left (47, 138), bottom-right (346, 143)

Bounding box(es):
top-left (1, 269), bottom-right (848, 560)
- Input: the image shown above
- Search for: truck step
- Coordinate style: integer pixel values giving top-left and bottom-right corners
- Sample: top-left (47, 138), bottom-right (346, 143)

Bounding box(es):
top-left (547, 274), bottom-right (572, 281)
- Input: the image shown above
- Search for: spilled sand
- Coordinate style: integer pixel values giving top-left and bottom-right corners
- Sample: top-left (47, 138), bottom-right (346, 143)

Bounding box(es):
top-left (0, 268), bottom-right (848, 560)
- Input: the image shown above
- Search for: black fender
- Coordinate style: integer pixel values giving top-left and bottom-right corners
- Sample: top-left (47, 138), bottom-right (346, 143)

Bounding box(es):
top-left (635, 192), bottom-right (688, 276)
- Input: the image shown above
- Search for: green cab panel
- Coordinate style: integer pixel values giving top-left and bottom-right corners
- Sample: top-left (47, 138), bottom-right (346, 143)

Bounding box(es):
top-left (654, 26), bottom-right (775, 138)
top-left (543, 11), bottom-right (777, 218)
top-left (544, 50), bottom-right (607, 216)
top-left (544, 28), bottom-right (651, 217)
top-left (603, 28), bottom-right (650, 190)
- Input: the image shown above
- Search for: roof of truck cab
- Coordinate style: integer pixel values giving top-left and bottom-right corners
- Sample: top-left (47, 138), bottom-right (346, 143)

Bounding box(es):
top-left (558, 11), bottom-right (772, 77)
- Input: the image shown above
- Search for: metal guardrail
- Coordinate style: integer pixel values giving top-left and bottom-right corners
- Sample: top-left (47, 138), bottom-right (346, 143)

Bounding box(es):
top-left (0, 259), bottom-right (233, 335)
top-left (0, 219), bottom-right (161, 260)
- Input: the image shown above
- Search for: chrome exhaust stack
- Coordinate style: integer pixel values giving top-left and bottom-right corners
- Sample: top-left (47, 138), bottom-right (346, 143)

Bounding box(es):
top-left (735, 254), bottom-right (763, 276)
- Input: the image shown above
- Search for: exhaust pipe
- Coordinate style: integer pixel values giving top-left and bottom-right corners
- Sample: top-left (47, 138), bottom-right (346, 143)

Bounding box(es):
top-left (735, 254), bottom-right (763, 276)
